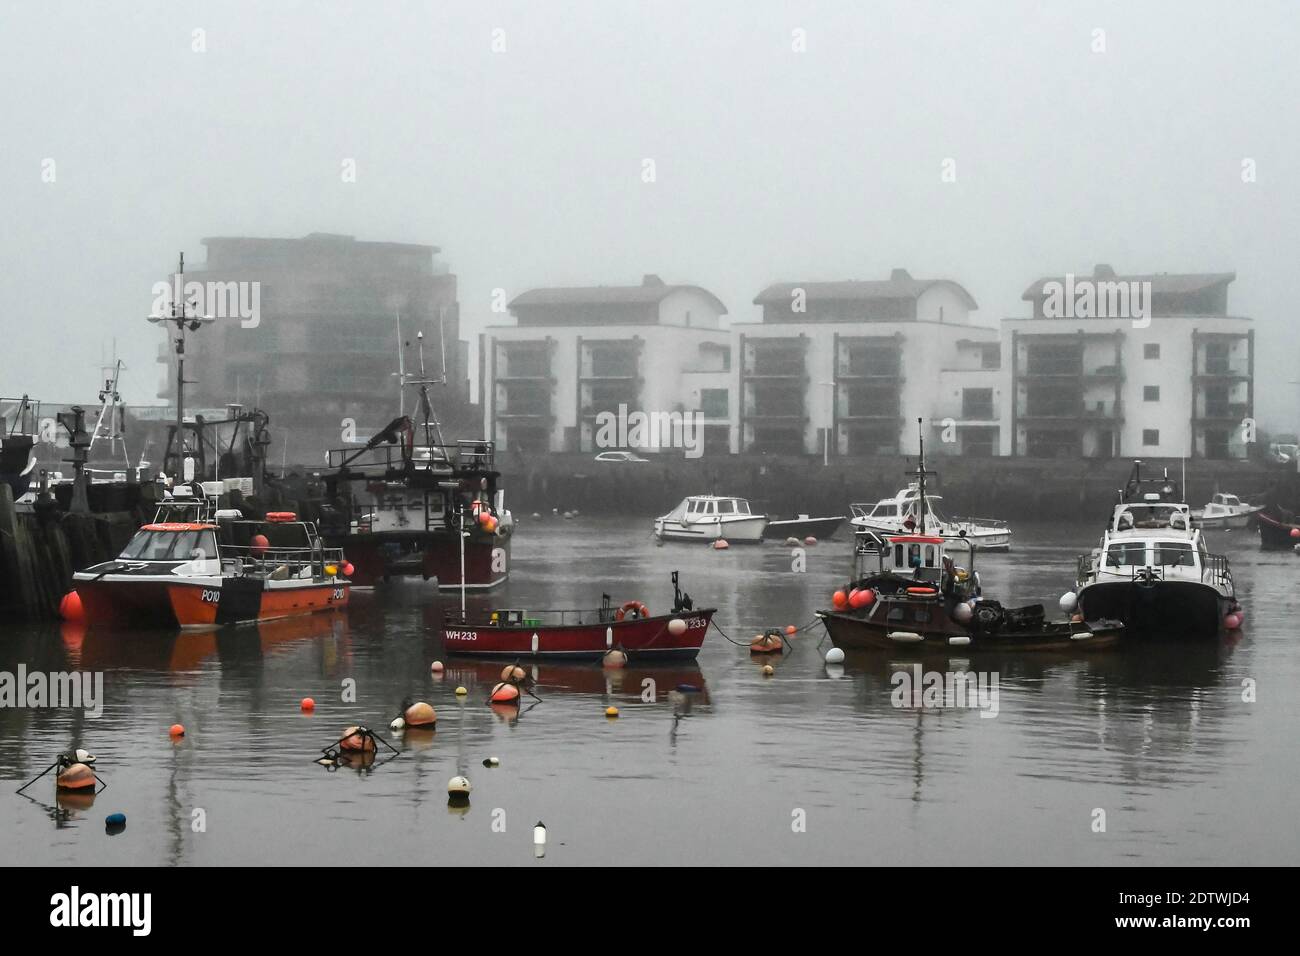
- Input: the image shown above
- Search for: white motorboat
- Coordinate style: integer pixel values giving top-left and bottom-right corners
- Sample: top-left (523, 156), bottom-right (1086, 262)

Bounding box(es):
top-left (1192, 492), bottom-right (1261, 529)
top-left (850, 485), bottom-right (1011, 551)
top-left (1071, 462), bottom-right (1240, 639)
top-left (654, 495), bottom-right (768, 543)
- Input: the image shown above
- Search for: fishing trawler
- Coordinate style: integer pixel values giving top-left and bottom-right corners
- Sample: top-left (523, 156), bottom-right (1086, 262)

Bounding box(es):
top-left (1071, 462), bottom-right (1240, 639)
top-left (441, 572), bottom-right (713, 660)
top-left (819, 423), bottom-right (1119, 652)
top-left (318, 331), bottom-right (512, 589)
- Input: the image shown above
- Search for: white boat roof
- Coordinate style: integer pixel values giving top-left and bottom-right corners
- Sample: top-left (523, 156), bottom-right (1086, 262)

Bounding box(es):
top-left (683, 494), bottom-right (750, 503)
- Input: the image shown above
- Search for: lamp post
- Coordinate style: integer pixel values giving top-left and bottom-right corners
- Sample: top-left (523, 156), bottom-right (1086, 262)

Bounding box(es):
top-left (148, 253), bottom-right (213, 478)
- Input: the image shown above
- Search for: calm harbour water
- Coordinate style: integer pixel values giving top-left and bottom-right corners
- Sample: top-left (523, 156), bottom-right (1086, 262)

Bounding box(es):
top-left (2, 516), bottom-right (1297, 866)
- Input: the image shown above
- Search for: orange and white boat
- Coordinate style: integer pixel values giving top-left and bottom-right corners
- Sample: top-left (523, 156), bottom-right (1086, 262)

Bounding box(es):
top-left (74, 485), bottom-right (349, 629)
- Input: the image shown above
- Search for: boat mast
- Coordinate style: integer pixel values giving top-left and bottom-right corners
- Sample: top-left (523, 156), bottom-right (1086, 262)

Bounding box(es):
top-left (909, 417), bottom-right (935, 536)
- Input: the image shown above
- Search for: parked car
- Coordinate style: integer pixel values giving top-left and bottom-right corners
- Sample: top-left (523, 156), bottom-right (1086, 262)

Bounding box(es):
top-left (594, 450), bottom-right (650, 463)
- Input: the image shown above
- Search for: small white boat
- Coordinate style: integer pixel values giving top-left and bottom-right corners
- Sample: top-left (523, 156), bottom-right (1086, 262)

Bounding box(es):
top-left (850, 484), bottom-right (1011, 551)
top-left (654, 495), bottom-right (768, 543)
top-left (1192, 493), bottom-right (1261, 529)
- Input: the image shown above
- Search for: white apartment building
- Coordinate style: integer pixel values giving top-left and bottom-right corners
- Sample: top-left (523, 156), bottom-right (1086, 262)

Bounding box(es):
top-left (738, 270), bottom-right (999, 457)
top-left (480, 276), bottom-right (731, 455)
top-left (1004, 266), bottom-right (1254, 460)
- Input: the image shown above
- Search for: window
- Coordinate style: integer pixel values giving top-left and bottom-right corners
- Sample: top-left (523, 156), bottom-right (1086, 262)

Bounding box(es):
top-left (700, 389), bottom-right (729, 419)
top-left (717, 499), bottom-right (735, 514)
top-left (981, 344), bottom-right (1001, 370)
top-left (1105, 542), bottom-right (1148, 567)
top-left (1144, 386), bottom-right (1160, 402)
top-left (1143, 429), bottom-right (1160, 446)
top-left (1144, 343), bottom-right (1160, 360)
top-left (1154, 543), bottom-right (1195, 567)
top-left (962, 388), bottom-right (994, 420)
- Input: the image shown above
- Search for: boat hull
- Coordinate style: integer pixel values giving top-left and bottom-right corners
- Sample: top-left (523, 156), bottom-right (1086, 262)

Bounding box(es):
top-left (442, 609), bottom-right (715, 659)
top-left (654, 516), bottom-right (767, 543)
top-left (850, 519), bottom-right (1011, 551)
top-left (1256, 509), bottom-right (1299, 549)
top-left (818, 609), bottom-right (1121, 652)
top-left (762, 516), bottom-right (845, 540)
top-left (166, 578), bottom-right (349, 628)
top-left (326, 530), bottom-right (510, 589)
top-left (1077, 580), bottom-right (1231, 639)
top-left (74, 573), bottom-right (180, 628)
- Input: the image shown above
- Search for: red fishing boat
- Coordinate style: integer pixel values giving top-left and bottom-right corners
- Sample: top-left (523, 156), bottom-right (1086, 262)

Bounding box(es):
top-left (440, 573), bottom-right (714, 660)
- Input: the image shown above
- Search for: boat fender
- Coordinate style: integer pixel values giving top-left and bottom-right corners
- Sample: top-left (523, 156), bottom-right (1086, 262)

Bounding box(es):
top-left (952, 602), bottom-right (974, 624)
top-left (602, 648), bottom-right (628, 669)
top-left (1059, 592), bottom-right (1078, 614)
top-left (667, 618), bottom-right (687, 636)
top-left (947, 635), bottom-right (971, 647)
top-left (824, 647), bottom-right (846, 664)
top-left (906, 586), bottom-right (937, 596)
top-left (887, 631), bottom-right (924, 643)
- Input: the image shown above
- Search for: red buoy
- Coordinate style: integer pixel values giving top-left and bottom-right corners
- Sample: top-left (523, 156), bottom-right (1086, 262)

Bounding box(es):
top-left (489, 682), bottom-right (521, 704)
top-left (59, 591), bottom-right (84, 622)
top-left (831, 590), bottom-right (848, 609)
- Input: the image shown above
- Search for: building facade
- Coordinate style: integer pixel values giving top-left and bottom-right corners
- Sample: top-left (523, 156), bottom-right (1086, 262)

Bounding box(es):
top-left (738, 270), bottom-right (997, 457)
top-left (480, 276), bottom-right (730, 455)
top-left (158, 233), bottom-right (467, 464)
top-left (1005, 266), bottom-right (1254, 459)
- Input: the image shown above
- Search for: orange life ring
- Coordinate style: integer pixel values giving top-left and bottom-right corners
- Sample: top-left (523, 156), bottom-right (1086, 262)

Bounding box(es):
top-left (906, 586), bottom-right (938, 595)
top-left (614, 601), bottom-right (650, 621)
top-left (265, 512), bottom-right (297, 523)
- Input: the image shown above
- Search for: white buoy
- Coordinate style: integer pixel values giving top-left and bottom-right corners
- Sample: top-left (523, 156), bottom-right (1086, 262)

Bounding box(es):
top-left (952, 602), bottom-right (973, 624)
top-left (483, 757), bottom-right (500, 768)
top-left (390, 717), bottom-right (406, 732)
top-left (784, 536), bottom-right (800, 547)
top-left (602, 648), bottom-right (628, 669)
top-left (430, 660), bottom-right (445, 673)
top-left (448, 775), bottom-right (471, 795)
top-left (1059, 592), bottom-right (1078, 614)
top-left (667, 618), bottom-right (687, 636)
top-left (74, 748), bottom-right (96, 764)
top-left (534, 820), bottom-right (547, 846)
top-left (824, 647), bottom-right (846, 664)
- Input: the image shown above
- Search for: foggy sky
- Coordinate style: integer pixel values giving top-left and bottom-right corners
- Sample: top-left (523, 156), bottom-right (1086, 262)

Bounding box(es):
top-left (2, 1), bottom-right (1297, 425)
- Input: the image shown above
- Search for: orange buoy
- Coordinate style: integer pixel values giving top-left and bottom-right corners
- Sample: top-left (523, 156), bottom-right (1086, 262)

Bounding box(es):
top-left (249, 534), bottom-right (270, 556)
top-left (300, 697), bottom-right (315, 712)
top-left (403, 700), bottom-right (437, 727)
top-left (56, 762), bottom-right (96, 791)
top-left (489, 682), bottom-right (521, 704)
top-left (831, 590), bottom-right (848, 610)
top-left (784, 625), bottom-right (797, 635)
top-left (500, 664), bottom-right (526, 682)
top-left (339, 726), bottom-right (376, 752)
top-left (342, 562), bottom-right (355, 577)
top-left (713, 539), bottom-right (730, 550)
top-left (59, 590), bottom-right (84, 622)
top-left (169, 723), bottom-right (185, 738)
top-left (749, 633), bottom-right (784, 654)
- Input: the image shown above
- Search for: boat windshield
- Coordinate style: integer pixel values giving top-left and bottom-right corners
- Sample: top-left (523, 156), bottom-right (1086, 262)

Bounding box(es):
top-left (735, 500), bottom-right (750, 515)
top-left (872, 503), bottom-right (898, 517)
top-left (1104, 542), bottom-right (1148, 568)
top-left (120, 529), bottom-right (218, 561)
top-left (1153, 542), bottom-right (1197, 567)
top-left (717, 499), bottom-right (735, 514)
top-left (1117, 504), bottom-right (1185, 529)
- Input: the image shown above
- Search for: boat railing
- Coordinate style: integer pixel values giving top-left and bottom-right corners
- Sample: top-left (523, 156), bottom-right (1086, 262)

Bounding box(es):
top-left (326, 439), bottom-right (496, 473)
top-left (217, 544), bottom-right (347, 579)
top-left (443, 606), bottom-right (621, 627)
top-left (1077, 551), bottom-right (1234, 595)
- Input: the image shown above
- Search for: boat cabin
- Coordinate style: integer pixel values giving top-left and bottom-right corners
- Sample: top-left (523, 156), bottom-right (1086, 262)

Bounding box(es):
top-left (853, 531), bottom-right (977, 598)
top-left (1209, 493), bottom-right (1243, 509)
top-left (683, 496), bottom-right (754, 519)
top-left (1110, 498), bottom-right (1193, 533)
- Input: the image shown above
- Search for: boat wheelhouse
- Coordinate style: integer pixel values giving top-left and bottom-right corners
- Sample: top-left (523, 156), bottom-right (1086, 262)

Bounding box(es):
top-left (1073, 462), bottom-right (1239, 639)
top-left (654, 495), bottom-right (768, 543)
